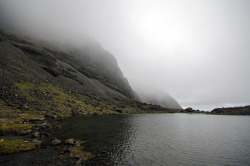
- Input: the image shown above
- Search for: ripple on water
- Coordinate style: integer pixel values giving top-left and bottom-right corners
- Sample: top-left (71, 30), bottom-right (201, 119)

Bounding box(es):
top-left (1, 114), bottom-right (250, 166)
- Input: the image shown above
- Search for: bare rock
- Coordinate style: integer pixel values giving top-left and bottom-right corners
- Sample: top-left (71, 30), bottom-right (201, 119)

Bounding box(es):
top-left (65, 138), bottom-right (75, 145)
top-left (51, 138), bottom-right (61, 146)
top-left (32, 131), bottom-right (40, 138)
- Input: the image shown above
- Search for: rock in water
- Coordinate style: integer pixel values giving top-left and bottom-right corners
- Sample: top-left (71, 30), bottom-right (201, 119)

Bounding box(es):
top-left (32, 138), bottom-right (42, 146)
top-left (32, 131), bottom-right (40, 138)
top-left (18, 130), bottom-right (28, 136)
top-left (51, 138), bottom-right (61, 146)
top-left (65, 138), bottom-right (75, 145)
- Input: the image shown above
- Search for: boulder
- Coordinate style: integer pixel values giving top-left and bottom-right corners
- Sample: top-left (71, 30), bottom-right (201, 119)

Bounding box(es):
top-left (65, 138), bottom-right (75, 145)
top-left (32, 131), bottom-right (40, 138)
top-left (28, 117), bottom-right (45, 124)
top-left (0, 130), bottom-right (5, 136)
top-left (19, 130), bottom-right (28, 136)
top-left (51, 138), bottom-right (61, 146)
top-left (32, 138), bottom-right (42, 146)
top-left (115, 108), bottom-right (122, 113)
top-left (37, 122), bottom-right (50, 130)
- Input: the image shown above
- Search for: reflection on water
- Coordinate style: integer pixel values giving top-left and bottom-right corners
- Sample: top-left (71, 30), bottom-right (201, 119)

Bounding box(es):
top-left (59, 114), bottom-right (250, 166)
top-left (58, 115), bottom-right (135, 165)
top-left (0, 114), bottom-right (250, 165)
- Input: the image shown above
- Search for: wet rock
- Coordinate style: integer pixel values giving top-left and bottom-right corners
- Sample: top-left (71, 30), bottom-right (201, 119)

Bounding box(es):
top-left (0, 130), bottom-right (5, 136)
top-left (44, 133), bottom-right (51, 137)
top-left (55, 115), bottom-right (63, 121)
top-left (55, 125), bottom-right (61, 129)
top-left (88, 112), bottom-right (98, 116)
top-left (51, 138), bottom-right (61, 146)
top-left (32, 138), bottom-right (42, 146)
top-left (37, 122), bottom-right (50, 130)
top-left (28, 117), bottom-right (45, 124)
top-left (115, 108), bottom-right (122, 113)
top-left (22, 104), bottom-right (29, 110)
top-left (108, 112), bottom-right (117, 115)
top-left (65, 138), bottom-right (75, 145)
top-left (52, 115), bottom-right (58, 119)
top-left (64, 148), bottom-right (71, 153)
top-left (32, 131), bottom-right (40, 138)
top-left (19, 130), bottom-right (28, 136)
top-left (45, 113), bottom-right (54, 118)
top-left (66, 104), bottom-right (72, 107)
top-left (72, 108), bottom-right (80, 116)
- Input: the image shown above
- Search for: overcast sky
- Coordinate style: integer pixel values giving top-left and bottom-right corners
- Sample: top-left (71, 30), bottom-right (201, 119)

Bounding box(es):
top-left (1, 0), bottom-right (250, 110)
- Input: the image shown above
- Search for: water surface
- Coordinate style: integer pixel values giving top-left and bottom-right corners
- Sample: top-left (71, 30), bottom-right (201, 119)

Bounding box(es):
top-left (1, 114), bottom-right (250, 166)
top-left (60, 114), bottom-right (250, 166)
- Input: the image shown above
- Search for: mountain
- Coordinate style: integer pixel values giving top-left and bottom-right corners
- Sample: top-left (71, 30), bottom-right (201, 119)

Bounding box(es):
top-left (0, 29), bottom-right (135, 115)
top-left (0, 29), bottom-right (183, 117)
top-left (136, 89), bottom-right (182, 109)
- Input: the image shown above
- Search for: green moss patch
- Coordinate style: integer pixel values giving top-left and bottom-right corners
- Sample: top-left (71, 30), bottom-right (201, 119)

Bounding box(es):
top-left (14, 82), bottom-right (125, 116)
top-left (0, 121), bottom-right (34, 133)
top-left (68, 140), bottom-right (95, 165)
top-left (0, 139), bottom-right (37, 154)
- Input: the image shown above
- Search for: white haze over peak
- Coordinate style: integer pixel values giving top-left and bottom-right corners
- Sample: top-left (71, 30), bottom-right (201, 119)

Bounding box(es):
top-left (1, 0), bottom-right (250, 110)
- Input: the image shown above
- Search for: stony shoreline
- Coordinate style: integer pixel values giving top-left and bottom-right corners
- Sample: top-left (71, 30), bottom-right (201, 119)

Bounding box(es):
top-left (0, 113), bottom-right (95, 165)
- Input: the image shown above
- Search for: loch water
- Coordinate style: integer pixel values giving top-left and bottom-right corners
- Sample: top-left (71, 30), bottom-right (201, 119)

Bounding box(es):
top-left (61, 114), bottom-right (250, 166)
top-left (1, 114), bottom-right (250, 166)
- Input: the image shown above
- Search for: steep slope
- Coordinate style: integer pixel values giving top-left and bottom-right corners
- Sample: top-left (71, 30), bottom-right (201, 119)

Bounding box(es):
top-left (0, 29), bottom-right (184, 117)
top-left (0, 29), bottom-right (140, 115)
top-left (136, 89), bottom-right (182, 109)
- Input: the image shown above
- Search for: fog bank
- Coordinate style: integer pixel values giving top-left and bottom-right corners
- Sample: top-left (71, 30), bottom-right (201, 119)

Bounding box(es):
top-left (1, 0), bottom-right (250, 110)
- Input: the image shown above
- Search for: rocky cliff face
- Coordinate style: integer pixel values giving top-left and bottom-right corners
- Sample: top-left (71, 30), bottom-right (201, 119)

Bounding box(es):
top-left (0, 29), bottom-right (183, 116)
top-left (0, 29), bottom-right (141, 115)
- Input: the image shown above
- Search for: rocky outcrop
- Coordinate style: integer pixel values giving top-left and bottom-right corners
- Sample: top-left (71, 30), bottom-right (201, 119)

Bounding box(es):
top-left (211, 105), bottom-right (250, 115)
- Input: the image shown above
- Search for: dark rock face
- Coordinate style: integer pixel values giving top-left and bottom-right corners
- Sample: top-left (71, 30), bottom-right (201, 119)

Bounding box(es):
top-left (0, 29), bottom-right (184, 116)
top-left (0, 29), bottom-right (137, 108)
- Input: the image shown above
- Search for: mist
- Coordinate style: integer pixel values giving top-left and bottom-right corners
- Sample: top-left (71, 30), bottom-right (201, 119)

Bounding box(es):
top-left (1, 0), bottom-right (250, 110)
